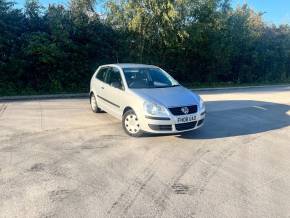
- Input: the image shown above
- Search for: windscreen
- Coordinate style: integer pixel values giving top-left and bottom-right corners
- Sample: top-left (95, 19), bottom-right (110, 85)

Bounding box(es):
top-left (123, 68), bottom-right (179, 89)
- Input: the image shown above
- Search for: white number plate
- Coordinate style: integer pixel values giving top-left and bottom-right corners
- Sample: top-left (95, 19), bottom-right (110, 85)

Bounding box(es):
top-left (177, 115), bottom-right (196, 124)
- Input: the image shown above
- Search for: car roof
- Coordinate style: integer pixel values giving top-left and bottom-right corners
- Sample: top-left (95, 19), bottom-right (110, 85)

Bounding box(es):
top-left (102, 63), bottom-right (158, 69)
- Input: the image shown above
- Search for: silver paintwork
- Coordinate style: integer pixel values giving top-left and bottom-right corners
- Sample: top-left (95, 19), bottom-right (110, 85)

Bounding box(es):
top-left (90, 63), bottom-right (206, 134)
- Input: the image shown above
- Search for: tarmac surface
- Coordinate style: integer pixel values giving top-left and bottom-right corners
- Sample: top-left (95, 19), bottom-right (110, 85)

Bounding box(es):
top-left (0, 86), bottom-right (290, 218)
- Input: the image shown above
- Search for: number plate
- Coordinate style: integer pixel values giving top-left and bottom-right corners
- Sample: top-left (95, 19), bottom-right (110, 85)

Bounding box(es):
top-left (177, 115), bottom-right (196, 124)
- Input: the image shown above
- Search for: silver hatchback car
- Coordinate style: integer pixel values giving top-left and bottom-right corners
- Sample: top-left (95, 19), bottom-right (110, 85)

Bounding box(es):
top-left (90, 64), bottom-right (206, 137)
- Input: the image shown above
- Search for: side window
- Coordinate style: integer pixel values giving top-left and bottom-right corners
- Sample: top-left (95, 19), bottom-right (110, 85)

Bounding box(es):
top-left (106, 67), bottom-right (124, 90)
top-left (96, 67), bottom-right (107, 82)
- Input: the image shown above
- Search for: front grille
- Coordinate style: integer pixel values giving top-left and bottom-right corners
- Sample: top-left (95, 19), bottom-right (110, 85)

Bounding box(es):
top-left (148, 124), bottom-right (172, 131)
top-left (175, 121), bottom-right (197, 131)
top-left (197, 119), bottom-right (204, 126)
top-left (168, 105), bottom-right (198, 116)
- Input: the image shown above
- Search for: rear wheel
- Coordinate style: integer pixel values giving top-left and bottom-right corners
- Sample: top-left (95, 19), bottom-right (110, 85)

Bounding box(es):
top-left (90, 93), bottom-right (101, 113)
top-left (122, 109), bottom-right (144, 137)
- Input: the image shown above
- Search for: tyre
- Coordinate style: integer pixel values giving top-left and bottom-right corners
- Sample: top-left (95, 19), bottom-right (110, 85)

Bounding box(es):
top-left (90, 93), bottom-right (101, 113)
top-left (122, 109), bottom-right (144, 137)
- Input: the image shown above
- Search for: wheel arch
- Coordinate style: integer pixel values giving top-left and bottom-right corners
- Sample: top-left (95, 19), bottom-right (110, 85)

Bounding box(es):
top-left (123, 106), bottom-right (134, 116)
top-left (89, 91), bottom-right (94, 97)
top-left (89, 91), bottom-right (95, 102)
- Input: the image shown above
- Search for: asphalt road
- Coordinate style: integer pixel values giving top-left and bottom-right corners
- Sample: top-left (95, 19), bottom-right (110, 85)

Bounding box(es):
top-left (0, 86), bottom-right (290, 218)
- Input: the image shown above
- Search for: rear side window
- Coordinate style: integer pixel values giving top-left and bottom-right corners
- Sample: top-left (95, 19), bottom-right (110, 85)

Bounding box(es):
top-left (96, 67), bottom-right (107, 82)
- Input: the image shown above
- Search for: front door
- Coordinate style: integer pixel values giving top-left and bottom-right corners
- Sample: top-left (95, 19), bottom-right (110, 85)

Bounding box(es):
top-left (93, 67), bottom-right (108, 110)
top-left (101, 67), bottom-right (126, 119)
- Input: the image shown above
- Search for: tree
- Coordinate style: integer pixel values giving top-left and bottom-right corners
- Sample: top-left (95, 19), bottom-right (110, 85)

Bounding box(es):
top-left (69, 0), bottom-right (105, 14)
top-left (106, 0), bottom-right (188, 63)
top-left (0, 0), bottom-right (26, 94)
top-left (1, 0), bottom-right (290, 96)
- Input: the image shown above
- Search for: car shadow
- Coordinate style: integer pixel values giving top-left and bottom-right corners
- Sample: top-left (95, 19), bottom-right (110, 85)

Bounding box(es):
top-left (177, 100), bottom-right (290, 140)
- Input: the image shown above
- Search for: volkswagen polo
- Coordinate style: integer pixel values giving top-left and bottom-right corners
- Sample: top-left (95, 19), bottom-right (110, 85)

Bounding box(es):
top-left (90, 64), bottom-right (206, 137)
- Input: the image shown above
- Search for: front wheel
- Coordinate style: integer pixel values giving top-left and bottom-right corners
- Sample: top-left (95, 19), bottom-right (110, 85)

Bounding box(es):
top-left (122, 109), bottom-right (144, 137)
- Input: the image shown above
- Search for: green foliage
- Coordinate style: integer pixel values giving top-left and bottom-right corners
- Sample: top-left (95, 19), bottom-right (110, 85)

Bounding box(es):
top-left (0, 0), bottom-right (119, 95)
top-left (0, 0), bottom-right (290, 96)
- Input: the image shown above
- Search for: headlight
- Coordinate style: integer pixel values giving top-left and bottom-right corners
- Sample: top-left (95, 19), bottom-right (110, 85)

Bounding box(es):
top-left (199, 97), bottom-right (205, 110)
top-left (144, 101), bottom-right (169, 116)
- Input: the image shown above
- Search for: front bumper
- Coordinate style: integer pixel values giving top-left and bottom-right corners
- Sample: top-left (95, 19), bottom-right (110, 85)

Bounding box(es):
top-left (141, 110), bottom-right (206, 134)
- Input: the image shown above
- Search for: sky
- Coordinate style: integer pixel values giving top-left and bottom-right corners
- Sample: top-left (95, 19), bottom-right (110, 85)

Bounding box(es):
top-left (13, 0), bottom-right (290, 25)
top-left (233, 0), bottom-right (290, 25)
